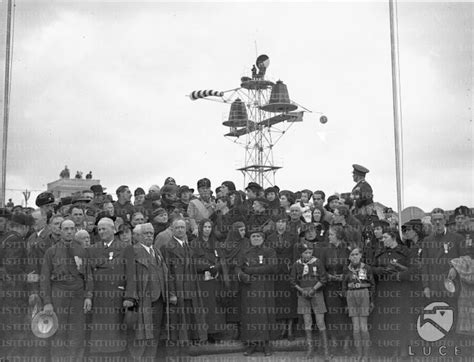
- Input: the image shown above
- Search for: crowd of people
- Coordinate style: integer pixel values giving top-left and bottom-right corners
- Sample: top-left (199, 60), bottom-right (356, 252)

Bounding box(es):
top-left (0, 164), bottom-right (473, 362)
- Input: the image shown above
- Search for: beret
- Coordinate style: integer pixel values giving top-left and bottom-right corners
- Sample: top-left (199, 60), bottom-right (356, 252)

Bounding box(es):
top-left (245, 182), bottom-right (262, 191)
top-left (161, 184), bottom-right (178, 195)
top-left (36, 192), bottom-right (55, 207)
top-left (454, 206), bottom-right (470, 217)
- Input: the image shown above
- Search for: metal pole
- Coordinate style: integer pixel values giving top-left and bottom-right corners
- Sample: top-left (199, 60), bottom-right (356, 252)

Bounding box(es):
top-left (389, 0), bottom-right (405, 237)
top-left (1, 0), bottom-right (13, 208)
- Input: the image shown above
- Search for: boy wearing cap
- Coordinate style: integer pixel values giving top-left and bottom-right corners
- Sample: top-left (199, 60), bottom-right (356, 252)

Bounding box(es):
top-left (290, 244), bottom-right (329, 359)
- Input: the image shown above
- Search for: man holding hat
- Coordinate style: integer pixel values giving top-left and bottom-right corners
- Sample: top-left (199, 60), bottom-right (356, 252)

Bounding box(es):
top-left (422, 208), bottom-right (463, 301)
top-left (188, 178), bottom-right (216, 236)
top-left (87, 217), bottom-right (136, 357)
top-left (236, 229), bottom-right (278, 356)
top-left (40, 219), bottom-right (92, 361)
top-left (0, 213), bottom-right (34, 360)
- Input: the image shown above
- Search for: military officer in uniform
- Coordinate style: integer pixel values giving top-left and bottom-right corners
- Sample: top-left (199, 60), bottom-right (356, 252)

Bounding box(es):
top-left (453, 206), bottom-right (473, 256)
top-left (344, 164), bottom-right (374, 225)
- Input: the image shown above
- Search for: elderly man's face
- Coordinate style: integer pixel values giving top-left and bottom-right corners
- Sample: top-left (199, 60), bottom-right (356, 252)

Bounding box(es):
top-left (172, 220), bottom-right (187, 239)
top-left (61, 221), bottom-right (75, 242)
top-left (98, 223), bottom-right (115, 242)
top-left (289, 206), bottom-right (301, 220)
top-left (76, 233), bottom-right (91, 248)
top-left (140, 225), bottom-right (155, 246)
top-left (431, 213), bottom-right (446, 234)
top-left (103, 202), bottom-right (115, 216)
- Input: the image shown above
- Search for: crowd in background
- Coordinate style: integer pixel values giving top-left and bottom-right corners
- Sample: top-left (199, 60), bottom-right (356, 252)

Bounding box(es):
top-left (0, 165), bottom-right (473, 361)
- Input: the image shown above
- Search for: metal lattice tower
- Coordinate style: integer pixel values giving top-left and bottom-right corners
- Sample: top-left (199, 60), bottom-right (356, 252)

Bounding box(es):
top-left (222, 55), bottom-right (304, 188)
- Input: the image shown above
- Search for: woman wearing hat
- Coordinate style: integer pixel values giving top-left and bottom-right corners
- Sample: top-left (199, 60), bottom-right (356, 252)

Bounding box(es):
top-left (236, 230), bottom-right (278, 356)
top-left (247, 198), bottom-right (275, 235)
top-left (211, 196), bottom-right (245, 243)
top-left (191, 219), bottom-right (227, 341)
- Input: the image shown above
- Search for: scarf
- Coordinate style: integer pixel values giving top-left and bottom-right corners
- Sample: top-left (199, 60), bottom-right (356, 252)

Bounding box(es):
top-left (298, 256), bottom-right (318, 276)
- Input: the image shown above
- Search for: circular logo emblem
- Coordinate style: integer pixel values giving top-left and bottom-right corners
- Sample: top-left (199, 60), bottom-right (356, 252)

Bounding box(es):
top-left (417, 302), bottom-right (454, 342)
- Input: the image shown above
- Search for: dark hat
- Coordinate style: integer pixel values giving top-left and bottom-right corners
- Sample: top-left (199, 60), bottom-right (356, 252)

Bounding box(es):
top-left (160, 184), bottom-right (178, 195)
top-left (273, 185), bottom-right (281, 193)
top-left (197, 178), bottom-right (211, 189)
top-left (134, 187), bottom-right (145, 197)
top-left (221, 181), bottom-right (236, 191)
top-left (90, 184), bottom-right (106, 195)
top-left (264, 186), bottom-right (278, 195)
top-left (164, 177), bottom-right (176, 185)
top-left (31, 310), bottom-right (59, 339)
top-left (178, 185), bottom-right (194, 195)
top-left (11, 213), bottom-right (35, 226)
top-left (447, 214), bottom-right (456, 226)
top-left (245, 182), bottom-right (262, 192)
top-left (116, 185), bottom-right (129, 195)
top-left (152, 207), bottom-right (168, 218)
top-left (454, 206), bottom-right (470, 218)
top-left (215, 186), bottom-right (222, 194)
top-left (0, 208), bottom-right (12, 219)
top-left (36, 192), bottom-right (55, 207)
top-left (352, 164), bottom-right (370, 176)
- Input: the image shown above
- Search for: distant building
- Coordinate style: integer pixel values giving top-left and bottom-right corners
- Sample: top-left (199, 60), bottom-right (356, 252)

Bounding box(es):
top-left (47, 178), bottom-right (101, 199)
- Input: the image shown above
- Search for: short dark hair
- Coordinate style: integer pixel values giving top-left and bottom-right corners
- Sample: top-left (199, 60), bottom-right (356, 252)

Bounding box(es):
top-left (313, 190), bottom-right (326, 200)
top-left (116, 185), bottom-right (129, 196)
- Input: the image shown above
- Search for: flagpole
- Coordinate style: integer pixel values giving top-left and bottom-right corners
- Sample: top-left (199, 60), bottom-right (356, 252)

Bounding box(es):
top-left (389, 0), bottom-right (405, 237)
top-left (1, 0), bottom-right (14, 207)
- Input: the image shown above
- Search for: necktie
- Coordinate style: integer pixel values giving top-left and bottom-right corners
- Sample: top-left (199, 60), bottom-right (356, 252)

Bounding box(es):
top-left (150, 247), bottom-right (155, 258)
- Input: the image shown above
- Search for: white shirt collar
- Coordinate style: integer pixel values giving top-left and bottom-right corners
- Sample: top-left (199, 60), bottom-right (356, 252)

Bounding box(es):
top-left (105, 239), bottom-right (114, 248)
top-left (174, 236), bottom-right (185, 247)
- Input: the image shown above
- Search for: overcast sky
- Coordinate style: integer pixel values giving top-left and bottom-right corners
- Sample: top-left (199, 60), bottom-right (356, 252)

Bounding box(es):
top-left (0, 1), bottom-right (472, 212)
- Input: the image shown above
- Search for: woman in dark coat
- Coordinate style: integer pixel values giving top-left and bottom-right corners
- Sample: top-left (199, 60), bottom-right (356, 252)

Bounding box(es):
top-left (236, 230), bottom-right (278, 356)
top-left (324, 225), bottom-right (352, 354)
top-left (222, 221), bottom-right (250, 336)
top-left (191, 219), bottom-right (227, 341)
top-left (212, 196), bottom-right (245, 242)
top-left (266, 216), bottom-right (298, 340)
top-left (371, 230), bottom-right (411, 357)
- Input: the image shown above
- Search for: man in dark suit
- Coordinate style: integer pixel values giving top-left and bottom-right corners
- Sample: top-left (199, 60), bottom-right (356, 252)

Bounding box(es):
top-left (129, 223), bottom-right (168, 360)
top-left (88, 217), bottom-right (136, 357)
top-left (0, 213), bottom-right (34, 360)
top-left (160, 219), bottom-right (207, 345)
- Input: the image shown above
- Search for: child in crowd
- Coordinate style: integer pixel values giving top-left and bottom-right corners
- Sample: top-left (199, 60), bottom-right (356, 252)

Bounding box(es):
top-left (290, 245), bottom-right (330, 360)
top-left (342, 247), bottom-right (375, 361)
